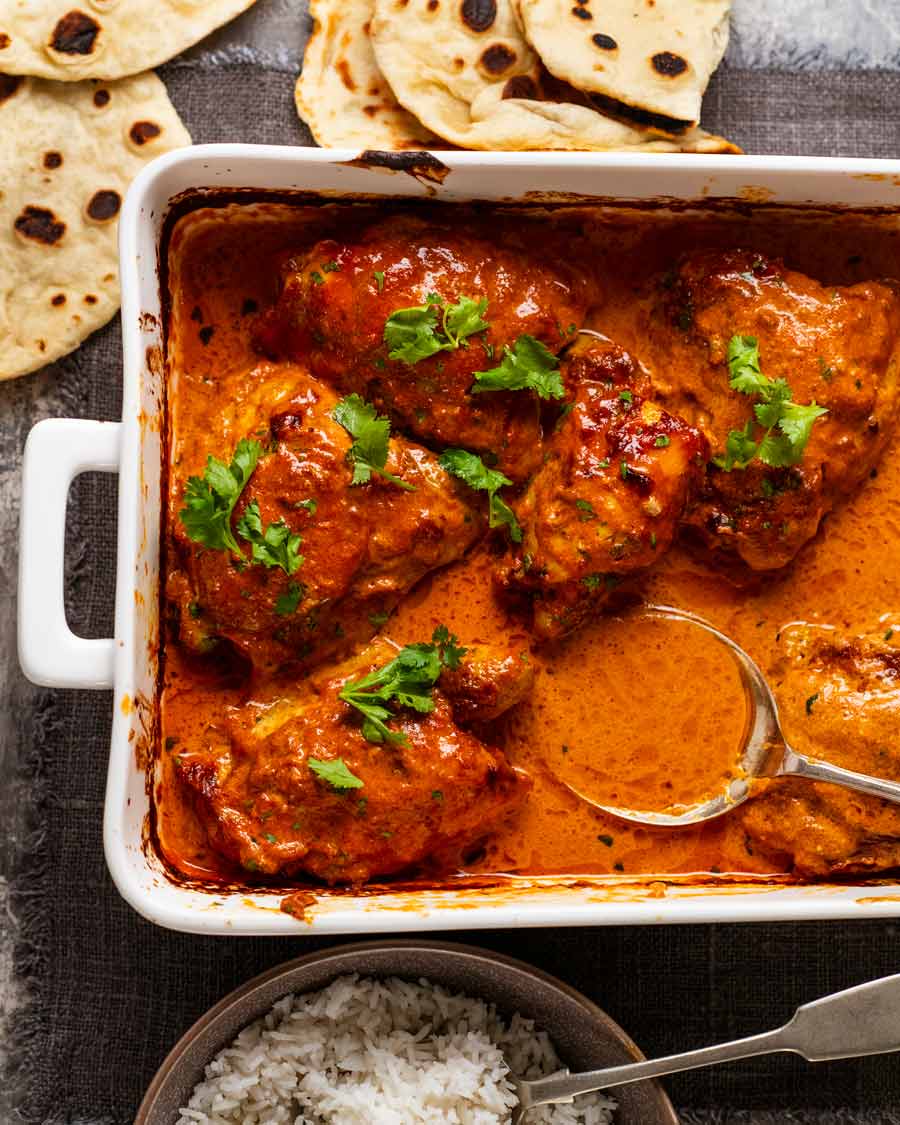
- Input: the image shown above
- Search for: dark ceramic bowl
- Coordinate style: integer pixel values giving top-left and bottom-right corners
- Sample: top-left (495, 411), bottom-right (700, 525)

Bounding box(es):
top-left (136, 939), bottom-right (678, 1124)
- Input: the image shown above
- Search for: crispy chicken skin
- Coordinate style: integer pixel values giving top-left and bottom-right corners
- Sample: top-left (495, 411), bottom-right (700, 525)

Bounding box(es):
top-left (254, 216), bottom-right (588, 481)
top-left (741, 624), bottom-right (900, 877)
top-left (647, 250), bottom-right (900, 571)
top-left (503, 340), bottom-right (708, 638)
top-left (170, 366), bottom-right (482, 673)
top-left (175, 640), bottom-right (529, 884)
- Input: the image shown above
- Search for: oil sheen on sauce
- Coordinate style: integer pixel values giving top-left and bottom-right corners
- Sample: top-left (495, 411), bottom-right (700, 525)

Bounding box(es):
top-left (159, 201), bottom-right (900, 885)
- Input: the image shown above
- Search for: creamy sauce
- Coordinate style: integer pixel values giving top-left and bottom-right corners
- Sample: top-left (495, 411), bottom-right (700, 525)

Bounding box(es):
top-left (159, 200), bottom-right (900, 885)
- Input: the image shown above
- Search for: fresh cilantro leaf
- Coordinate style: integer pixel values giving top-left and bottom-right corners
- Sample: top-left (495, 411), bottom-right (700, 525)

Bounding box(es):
top-left (490, 494), bottom-right (524, 543)
top-left (236, 500), bottom-right (304, 575)
top-left (275, 582), bottom-right (304, 616)
top-left (472, 334), bottom-right (564, 400)
top-left (713, 421), bottom-right (759, 471)
top-left (439, 448), bottom-right (523, 542)
top-left (333, 393), bottom-right (415, 491)
top-left (383, 294), bottom-right (489, 364)
top-left (295, 498), bottom-right (317, 514)
top-left (339, 628), bottom-right (466, 745)
top-left (309, 758), bottom-right (364, 790)
top-left (714, 335), bottom-right (828, 471)
top-left (179, 438), bottom-right (261, 555)
top-left (442, 296), bottom-right (489, 347)
top-left (431, 623), bottom-right (468, 669)
top-left (777, 400), bottom-right (829, 448)
top-left (384, 304), bottom-right (443, 363)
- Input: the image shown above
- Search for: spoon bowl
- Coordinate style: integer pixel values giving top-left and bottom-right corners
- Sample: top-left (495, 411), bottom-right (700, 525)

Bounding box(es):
top-left (564, 604), bottom-right (900, 827)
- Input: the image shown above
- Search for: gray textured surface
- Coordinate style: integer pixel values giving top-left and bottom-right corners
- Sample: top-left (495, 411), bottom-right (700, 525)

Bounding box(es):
top-left (2, 2), bottom-right (900, 1123)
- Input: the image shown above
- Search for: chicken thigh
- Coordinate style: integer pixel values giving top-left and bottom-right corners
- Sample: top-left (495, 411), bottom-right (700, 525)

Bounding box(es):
top-left (169, 365), bottom-right (482, 673)
top-left (502, 339), bottom-right (708, 638)
top-left (254, 216), bottom-right (588, 480)
top-left (175, 638), bottom-right (531, 883)
top-left (645, 250), bottom-right (900, 571)
top-left (740, 623), bottom-right (900, 877)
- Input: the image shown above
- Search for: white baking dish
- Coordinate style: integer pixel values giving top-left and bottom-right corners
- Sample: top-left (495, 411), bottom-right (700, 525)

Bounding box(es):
top-left (18, 145), bottom-right (900, 935)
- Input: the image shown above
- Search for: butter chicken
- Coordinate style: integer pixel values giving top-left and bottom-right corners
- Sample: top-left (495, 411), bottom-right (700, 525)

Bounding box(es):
top-left (159, 202), bottom-right (900, 888)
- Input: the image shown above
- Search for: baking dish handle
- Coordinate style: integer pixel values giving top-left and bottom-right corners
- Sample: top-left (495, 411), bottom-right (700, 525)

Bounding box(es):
top-left (18, 418), bottom-right (121, 689)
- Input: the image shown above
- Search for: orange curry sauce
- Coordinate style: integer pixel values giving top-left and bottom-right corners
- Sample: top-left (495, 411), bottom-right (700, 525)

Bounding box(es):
top-left (158, 201), bottom-right (900, 886)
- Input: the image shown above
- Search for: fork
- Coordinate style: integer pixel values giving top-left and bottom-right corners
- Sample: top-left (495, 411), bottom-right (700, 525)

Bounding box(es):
top-left (510, 974), bottom-right (900, 1122)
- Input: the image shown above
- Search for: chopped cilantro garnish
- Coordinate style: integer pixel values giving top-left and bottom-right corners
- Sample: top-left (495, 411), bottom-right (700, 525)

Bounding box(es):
top-left (471, 334), bottom-right (564, 400)
top-left (309, 270), bottom-right (324, 286)
top-left (618, 389), bottom-right (633, 406)
top-left (333, 393), bottom-right (415, 491)
top-left (383, 294), bottom-right (488, 364)
top-left (805, 692), bottom-right (819, 716)
top-left (236, 500), bottom-right (304, 575)
top-left (654, 435), bottom-right (671, 448)
top-left (322, 260), bottom-right (340, 273)
top-left (576, 498), bottom-right (597, 521)
top-left (439, 448), bottom-right (522, 543)
top-left (713, 336), bottom-right (828, 471)
top-left (295, 498), bottom-right (317, 514)
top-left (374, 270), bottom-right (385, 293)
top-left (597, 834), bottom-right (614, 847)
top-left (339, 626), bottom-right (467, 746)
top-left (274, 582), bottom-right (304, 616)
top-left (263, 832), bottom-right (278, 844)
top-left (309, 758), bottom-right (364, 790)
top-left (179, 438), bottom-right (261, 556)
top-left (369, 610), bottom-right (390, 628)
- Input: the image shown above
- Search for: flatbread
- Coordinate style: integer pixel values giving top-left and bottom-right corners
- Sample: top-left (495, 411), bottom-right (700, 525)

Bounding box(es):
top-left (0, 1), bottom-right (258, 81)
top-left (371, 0), bottom-right (736, 151)
top-left (0, 70), bottom-right (191, 379)
top-left (516, 0), bottom-right (731, 130)
top-left (297, 0), bottom-right (442, 149)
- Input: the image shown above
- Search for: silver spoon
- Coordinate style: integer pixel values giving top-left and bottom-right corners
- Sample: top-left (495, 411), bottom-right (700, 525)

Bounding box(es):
top-left (511, 973), bottom-right (900, 1122)
top-left (563, 604), bottom-right (900, 826)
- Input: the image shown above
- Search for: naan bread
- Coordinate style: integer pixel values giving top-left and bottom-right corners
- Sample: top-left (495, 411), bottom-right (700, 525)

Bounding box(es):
top-left (0, 1), bottom-right (258, 81)
top-left (371, 0), bottom-right (736, 151)
top-left (297, 0), bottom-right (441, 149)
top-left (516, 0), bottom-right (731, 129)
top-left (0, 71), bottom-right (191, 379)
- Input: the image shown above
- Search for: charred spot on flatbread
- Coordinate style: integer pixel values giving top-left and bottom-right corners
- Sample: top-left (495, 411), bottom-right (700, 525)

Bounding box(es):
top-left (84, 295), bottom-right (98, 305)
top-left (51, 294), bottom-right (66, 307)
top-left (336, 59), bottom-right (356, 91)
top-left (0, 34), bottom-right (11, 50)
top-left (86, 189), bottom-right (121, 222)
top-left (651, 51), bottom-right (688, 77)
top-left (93, 88), bottom-right (110, 107)
top-left (461, 0), bottom-right (497, 32)
top-left (130, 120), bottom-right (162, 145)
top-left (0, 74), bottom-right (22, 102)
top-left (14, 206), bottom-right (66, 245)
top-left (592, 33), bottom-right (617, 50)
top-left (571, 6), bottom-right (592, 18)
top-left (502, 74), bottom-right (538, 99)
top-left (480, 44), bottom-right (517, 75)
top-left (428, 0), bottom-right (440, 10)
top-left (43, 151), bottom-right (63, 169)
top-left (50, 11), bottom-right (101, 55)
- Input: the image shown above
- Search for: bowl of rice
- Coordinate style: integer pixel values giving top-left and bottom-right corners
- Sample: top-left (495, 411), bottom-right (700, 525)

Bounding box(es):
top-left (136, 940), bottom-right (678, 1125)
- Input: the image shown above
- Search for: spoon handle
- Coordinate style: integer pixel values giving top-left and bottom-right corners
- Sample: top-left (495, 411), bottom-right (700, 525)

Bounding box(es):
top-left (521, 1029), bottom-right (786, 1105)
top-left (780, 748), bottom-right (900, 805)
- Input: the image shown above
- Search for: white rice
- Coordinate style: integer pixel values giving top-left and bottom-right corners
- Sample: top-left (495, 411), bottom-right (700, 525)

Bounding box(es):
top-left (177, 974), bottom-right (617, 1125)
